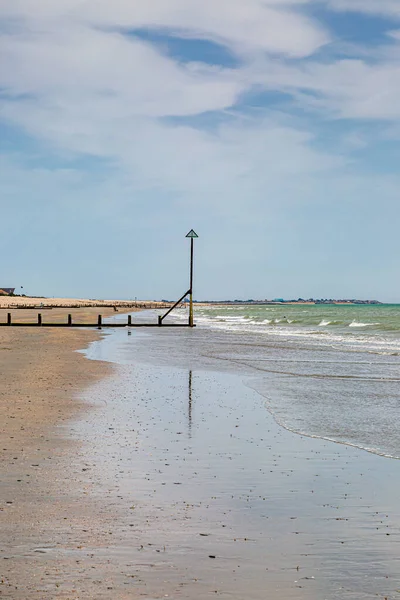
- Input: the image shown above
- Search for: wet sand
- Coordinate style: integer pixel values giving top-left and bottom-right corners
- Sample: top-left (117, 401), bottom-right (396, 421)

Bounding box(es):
top-left (2, 318), bottom-right (400, 599)
top-left (68, 355), bottom-right (400, 600)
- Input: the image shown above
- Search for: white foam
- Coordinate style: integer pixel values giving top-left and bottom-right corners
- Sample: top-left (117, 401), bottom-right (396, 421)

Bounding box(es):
top-left (186, 309), bottom-right (400, 355)
top-left (349, 320), bottom-right (380, 328)
top-left (217, 315), bottom-right (250, 322)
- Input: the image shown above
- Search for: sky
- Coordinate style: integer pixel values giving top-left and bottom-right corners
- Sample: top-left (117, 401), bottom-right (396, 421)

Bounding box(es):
top-left (1, 1), bottom-right (399, 302)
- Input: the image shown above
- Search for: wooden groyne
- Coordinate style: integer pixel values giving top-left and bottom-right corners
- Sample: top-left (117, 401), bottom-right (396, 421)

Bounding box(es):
top-left (0, 313), bottom-right (192, 328)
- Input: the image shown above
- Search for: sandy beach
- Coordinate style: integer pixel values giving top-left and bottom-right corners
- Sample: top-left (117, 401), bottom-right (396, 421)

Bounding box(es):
top-left (0, 307), bottom-right (124, 598)
top-left (1, 308), bottom-right (400, 599)
top-left (0, 296), bottom-right (169, 312)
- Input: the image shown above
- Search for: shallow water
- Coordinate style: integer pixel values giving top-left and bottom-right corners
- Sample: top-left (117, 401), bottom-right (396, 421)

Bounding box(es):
top-left (73, 315), bottom-right (400, 599)
top-left (191, 304), bottom-right (400, 343)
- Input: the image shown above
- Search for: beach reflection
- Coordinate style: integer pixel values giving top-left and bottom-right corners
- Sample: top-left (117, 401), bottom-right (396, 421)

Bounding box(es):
top-left (188, 370), bottom-right (193, 436)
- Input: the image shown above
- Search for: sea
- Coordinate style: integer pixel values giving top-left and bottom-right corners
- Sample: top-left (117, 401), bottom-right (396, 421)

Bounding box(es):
top-left (167, 303), bottom-right (400, 459)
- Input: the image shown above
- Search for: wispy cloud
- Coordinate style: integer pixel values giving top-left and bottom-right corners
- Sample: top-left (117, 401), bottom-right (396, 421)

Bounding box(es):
top-left (0, 0), bottom-right (328, 57)
top-left (323, 0), bottom-right (400, 18)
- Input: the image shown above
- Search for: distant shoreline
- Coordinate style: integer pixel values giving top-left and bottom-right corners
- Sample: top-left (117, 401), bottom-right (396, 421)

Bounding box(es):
top-left (195, 300), bottom-right (383, 306)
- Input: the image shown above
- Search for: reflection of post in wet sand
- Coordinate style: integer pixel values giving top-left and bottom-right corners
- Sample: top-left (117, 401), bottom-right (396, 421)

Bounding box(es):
top-left (188, 370), bottom-right (193, 435)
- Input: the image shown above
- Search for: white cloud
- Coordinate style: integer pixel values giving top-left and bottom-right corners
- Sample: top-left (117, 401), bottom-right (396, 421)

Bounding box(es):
top-left (0, 1), bottom-right (399, 201)
top-left (2, 0), bottom-right (400, 153)
top-left (246, 39), bottom-right (400, 120)
top-left (323, 0), bottom-right (400, 18)
top-left (0, 109), bottom-right (345, 209)
top-left (1, 26), bottom-right (245, 118)
top-left (0, 0), bottom-right (329, 146)
top-left (0, 0), bottom-right (332, 185)
top-left (1, 0), bottom-right (400, 225)
top-left (0, 0), bottom-right (328, 58)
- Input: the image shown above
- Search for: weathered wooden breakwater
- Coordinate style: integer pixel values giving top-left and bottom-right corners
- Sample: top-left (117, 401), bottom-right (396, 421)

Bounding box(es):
top-left (0, 313), bottom-right (192, 328)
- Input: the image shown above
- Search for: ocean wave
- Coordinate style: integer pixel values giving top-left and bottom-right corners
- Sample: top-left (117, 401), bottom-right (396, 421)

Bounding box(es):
top-left (369, 351), bottom-right (400, 356)
top-left (217, 315), bottom-right (250, 322)
top-left (172, 306), bottom-right (400, 354)
top-left (349, 320), bottom-right (380, 328)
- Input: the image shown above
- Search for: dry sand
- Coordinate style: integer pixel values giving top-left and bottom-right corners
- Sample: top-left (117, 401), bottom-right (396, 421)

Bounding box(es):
top-left (0, 296), bottom-right (168, 311)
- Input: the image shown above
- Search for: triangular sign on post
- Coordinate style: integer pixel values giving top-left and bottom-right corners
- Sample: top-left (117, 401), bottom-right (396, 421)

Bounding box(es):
top-left (186, 229), bottom-right (199, 238)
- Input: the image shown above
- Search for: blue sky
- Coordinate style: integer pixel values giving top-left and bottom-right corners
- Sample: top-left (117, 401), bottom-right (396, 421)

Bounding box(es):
top-left (1, 0), bottom-right (400, 302)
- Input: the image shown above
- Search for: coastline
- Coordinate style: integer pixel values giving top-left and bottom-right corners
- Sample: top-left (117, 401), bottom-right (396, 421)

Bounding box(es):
top-left (2, 310), bottom-right (400, 599)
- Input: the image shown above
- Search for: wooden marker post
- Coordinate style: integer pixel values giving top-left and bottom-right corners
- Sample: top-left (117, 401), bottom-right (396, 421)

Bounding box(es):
top-left (185, 229), bottom-right (198, 328)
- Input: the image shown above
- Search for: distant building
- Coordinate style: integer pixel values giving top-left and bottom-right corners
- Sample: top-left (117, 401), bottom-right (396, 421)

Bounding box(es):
top-left (0, 288), bottom-right (15, 296)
